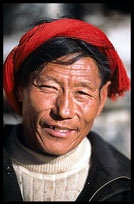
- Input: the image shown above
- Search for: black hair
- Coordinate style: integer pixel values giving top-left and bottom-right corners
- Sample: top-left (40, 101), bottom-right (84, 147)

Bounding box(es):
top-left (14, 18), bottom-right (112, 102)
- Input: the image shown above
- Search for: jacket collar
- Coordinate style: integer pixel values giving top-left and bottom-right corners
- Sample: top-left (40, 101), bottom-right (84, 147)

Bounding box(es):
top-left (76, 131), bottom-right (131, 201)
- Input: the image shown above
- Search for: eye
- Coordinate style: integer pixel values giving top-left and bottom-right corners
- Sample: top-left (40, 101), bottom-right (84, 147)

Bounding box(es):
top-left (77, 91), bottom-right (88, 95)
top-left (39, 85), bottom-right (58, 91)
top-left (40, 85), bottom-right (54, 89)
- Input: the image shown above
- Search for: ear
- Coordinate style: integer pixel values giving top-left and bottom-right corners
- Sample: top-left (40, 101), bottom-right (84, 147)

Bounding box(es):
top-left (97, 81), bottom-right (111, 116)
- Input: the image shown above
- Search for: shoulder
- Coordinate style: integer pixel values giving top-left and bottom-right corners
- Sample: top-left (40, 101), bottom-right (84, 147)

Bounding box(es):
top-left (87, 131), bottom-right (131, 177)
top-left (3, 147), bottom-right (23, 201)
top-left (4, 124), bottom-right (14, 136)
top-left (3, 124), bottom-right (23, 201)
top-left (77, 131), bottom-right (131, 202)
top-left (4, 123), bottom-right (23, 144)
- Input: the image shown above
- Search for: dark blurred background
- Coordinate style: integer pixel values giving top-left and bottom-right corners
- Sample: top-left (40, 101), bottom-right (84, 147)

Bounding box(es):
top-left (3, 3), bottom-right (131, 158)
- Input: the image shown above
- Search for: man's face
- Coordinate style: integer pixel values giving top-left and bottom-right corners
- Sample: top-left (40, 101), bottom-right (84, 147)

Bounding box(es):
top-left (18, 55), bottom-right (110, 155)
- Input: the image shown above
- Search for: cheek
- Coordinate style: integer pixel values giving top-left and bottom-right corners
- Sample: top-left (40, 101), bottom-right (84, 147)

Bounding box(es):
top-left (24, 90), bottom-right (57, 113)
top-left (78, 99), bottom-right (100, 125)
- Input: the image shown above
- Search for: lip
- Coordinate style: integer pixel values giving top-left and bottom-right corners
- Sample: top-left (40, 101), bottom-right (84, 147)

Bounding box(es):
top-left (42, 124), bottom-right (78, 138)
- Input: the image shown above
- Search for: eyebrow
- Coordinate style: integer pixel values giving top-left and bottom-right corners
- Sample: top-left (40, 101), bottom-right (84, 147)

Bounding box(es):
top-left (37, 75), bottom-right (96, 91)
top-left (37, 75), bottom-right (60, 85)
top-left (75, 81), bottom-right (96, 91)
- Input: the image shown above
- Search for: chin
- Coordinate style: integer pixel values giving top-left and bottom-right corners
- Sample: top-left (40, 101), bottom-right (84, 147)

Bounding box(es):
top-left (45, 148), bottom-right (70, 156)
top-left (40, 144), bottom-right (74, 156)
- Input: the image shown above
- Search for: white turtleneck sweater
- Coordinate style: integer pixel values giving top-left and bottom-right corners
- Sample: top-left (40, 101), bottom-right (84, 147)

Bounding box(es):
top-left (7, 126), bottom-right (92, 201)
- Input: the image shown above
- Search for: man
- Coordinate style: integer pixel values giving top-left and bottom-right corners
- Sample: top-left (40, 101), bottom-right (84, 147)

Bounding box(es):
top-left (3, 18), bottom-right (131, 201)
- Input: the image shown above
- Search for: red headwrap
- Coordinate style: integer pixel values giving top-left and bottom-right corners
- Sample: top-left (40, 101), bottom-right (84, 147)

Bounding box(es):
top-left (3, 18), bottom-right (130, 115)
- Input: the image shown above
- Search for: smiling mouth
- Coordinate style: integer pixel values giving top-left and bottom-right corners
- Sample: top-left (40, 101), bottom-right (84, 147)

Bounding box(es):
top-left (43, 124), bottom-right (78, 135)
top-left (49, 126), bottom-right (71, 132)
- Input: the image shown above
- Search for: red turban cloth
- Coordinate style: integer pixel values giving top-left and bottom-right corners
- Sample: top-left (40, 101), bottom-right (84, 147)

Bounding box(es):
top-left (3, 18), bottom-right (130, 115)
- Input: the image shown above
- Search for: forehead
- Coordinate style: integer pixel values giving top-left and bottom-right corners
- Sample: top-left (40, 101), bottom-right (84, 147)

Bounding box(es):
top-left (34, 55), bottom-right (101, 88)
top-left (41, 56), bottom-right (99, 76)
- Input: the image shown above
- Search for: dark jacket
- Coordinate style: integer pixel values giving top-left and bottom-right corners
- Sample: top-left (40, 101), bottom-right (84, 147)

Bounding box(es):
top-left (3, 124), bottom-right (131, 202)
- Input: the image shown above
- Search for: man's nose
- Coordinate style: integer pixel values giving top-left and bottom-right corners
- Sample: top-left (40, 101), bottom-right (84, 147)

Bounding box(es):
top-left (52, 90), bottom-right (75, 120)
